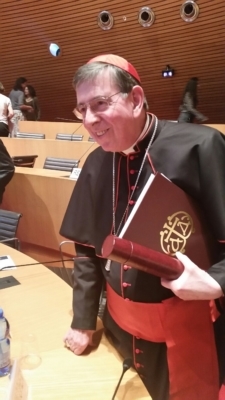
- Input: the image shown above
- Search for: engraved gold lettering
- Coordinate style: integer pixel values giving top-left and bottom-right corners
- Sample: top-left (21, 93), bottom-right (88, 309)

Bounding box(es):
top-left (160, 211), bottom-right (194, 255)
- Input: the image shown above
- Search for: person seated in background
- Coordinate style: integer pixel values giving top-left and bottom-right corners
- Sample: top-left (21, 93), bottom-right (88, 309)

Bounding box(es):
top-left (9, 77), bottom-right (33, 136)
top-left (23, 85), bottom-right (40, 121)
top-left (0, 82), bottom-right (14, 137)
top-left (178, 77), bottom-right (208, 123)
top-left (60, 54), bottom-right (225, 400)
top-left (0, 139), bottom-right (14, 204)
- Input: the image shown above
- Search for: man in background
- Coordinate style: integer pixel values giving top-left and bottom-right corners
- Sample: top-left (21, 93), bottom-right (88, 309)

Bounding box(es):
top-left (178, 77), bottom-right (208, 123)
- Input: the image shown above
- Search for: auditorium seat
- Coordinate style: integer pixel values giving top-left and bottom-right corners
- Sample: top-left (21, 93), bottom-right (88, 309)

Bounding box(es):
top-left (56, 133), bottom-right (83, 141)
top-left (12, 155), bottom-right (38, 168)
top-left (15, 132), bottom-right (45, 139)
top-left (0, 209), bottom-right (22, 250)
top-left (43, 157), bottom-right (79, 171)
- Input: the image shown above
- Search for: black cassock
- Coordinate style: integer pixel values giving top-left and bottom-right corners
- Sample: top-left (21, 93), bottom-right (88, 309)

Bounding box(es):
top-left (60, 116), bottom-right (225, 400)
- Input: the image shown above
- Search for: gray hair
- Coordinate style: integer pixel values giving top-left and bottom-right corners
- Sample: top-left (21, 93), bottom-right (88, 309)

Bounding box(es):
top-left (73, 62), bottom-right (149, 109)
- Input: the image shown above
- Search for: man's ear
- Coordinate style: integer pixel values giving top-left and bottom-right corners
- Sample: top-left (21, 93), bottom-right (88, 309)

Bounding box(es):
top-left (130, 86), bottom-right (145, 116)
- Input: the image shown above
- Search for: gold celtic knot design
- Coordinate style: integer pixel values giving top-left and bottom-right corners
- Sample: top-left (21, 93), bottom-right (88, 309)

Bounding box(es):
top-left (160, 211), bottom-right (195, 255)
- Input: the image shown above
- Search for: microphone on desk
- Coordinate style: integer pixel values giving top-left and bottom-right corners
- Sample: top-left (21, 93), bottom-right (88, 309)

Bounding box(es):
top-left (55, 117), bottom-right (78, 122)
top-left (0, 257), bottom-right (75, 271)
top-left (70, 122), bottom-right (84, 140)
top-left (77, 141), bottom-right (95, 164)
top-left (55, 118), bottom-right (83, 140)
top-left (68, 142), bottom-right (96, 176)
top-left (111, 358), bottom-right (133, 400)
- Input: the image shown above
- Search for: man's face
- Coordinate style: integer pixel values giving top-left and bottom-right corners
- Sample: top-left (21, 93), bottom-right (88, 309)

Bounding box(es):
top-left (75, 70), bottom-right (142, 152)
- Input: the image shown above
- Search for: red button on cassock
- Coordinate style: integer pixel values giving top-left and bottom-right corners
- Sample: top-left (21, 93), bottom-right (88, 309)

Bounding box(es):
top-left (122, 282), bottom-right (131, 287)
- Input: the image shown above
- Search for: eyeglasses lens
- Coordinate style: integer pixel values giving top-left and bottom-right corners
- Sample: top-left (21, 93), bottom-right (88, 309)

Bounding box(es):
top-left (75, 92), bottom-right (120, 120)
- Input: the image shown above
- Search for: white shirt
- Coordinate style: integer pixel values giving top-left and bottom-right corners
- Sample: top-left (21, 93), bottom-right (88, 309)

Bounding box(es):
top-left (0, 94), bottom-right (12, 125)
top-left (122, 114), bottom-right (150, 155)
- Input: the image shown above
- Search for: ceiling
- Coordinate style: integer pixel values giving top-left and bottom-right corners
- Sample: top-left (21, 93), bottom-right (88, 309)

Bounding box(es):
top-left (1, 0), bottom-right (225, 123)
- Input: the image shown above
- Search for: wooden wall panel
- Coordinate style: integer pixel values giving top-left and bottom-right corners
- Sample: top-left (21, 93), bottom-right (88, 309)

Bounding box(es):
top-left (18, 120), bottom-right (90, 139)
top-left (0, 0), bottom-right (224, 123)
top-left (1, 137), bottom-right (98, 168)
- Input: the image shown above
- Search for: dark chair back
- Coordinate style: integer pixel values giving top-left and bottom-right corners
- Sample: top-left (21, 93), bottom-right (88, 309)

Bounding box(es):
top-left (43, 157), bottom-right (79, 172)
top-left (0, 209), bottom-right (22, 249)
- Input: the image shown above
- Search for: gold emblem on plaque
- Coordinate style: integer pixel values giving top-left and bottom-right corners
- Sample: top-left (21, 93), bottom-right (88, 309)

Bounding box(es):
top-left (160, 211), bottom-right (194, 255)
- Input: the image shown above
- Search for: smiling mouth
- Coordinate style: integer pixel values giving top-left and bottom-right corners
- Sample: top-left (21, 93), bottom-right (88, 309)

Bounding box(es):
top-left (96, 129), bottom-right (108, 137)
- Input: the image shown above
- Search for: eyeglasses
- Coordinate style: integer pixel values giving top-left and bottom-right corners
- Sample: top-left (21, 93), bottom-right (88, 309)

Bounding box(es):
top-left (74, 91), bottom-right (122, 120)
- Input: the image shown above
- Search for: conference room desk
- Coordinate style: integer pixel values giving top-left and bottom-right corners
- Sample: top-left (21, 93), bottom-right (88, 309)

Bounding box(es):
top-left (0, 244), bottom-right (150, 399)
top-left (2, 167), bottom-right (76, 264)
top-left (18, 121), bottom-right (90, 140)
top-left (203, 124), bottom-right (225, 135)
top-left (16, 121), bottom-right (225, 141)
top-left (1, 137), bottom-right (98, 169)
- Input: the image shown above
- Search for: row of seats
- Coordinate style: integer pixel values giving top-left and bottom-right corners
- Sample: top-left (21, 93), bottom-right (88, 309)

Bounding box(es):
top-left (15, 132), bottom-right (95, 142)
top-left (12, 155), bottom-right (79, 171)
top-left (11, 132), bottom-right (95, 170)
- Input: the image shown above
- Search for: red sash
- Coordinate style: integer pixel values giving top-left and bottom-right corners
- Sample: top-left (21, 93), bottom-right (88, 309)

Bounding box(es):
top-left (107, 283), bottom-right (219, 400)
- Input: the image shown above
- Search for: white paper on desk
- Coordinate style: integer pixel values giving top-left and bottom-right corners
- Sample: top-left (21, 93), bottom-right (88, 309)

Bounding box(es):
top-left (69, 167), bottom-right (81, 180)
top-left (8, 359), bottom-right (29, 400)
top-left (0, 255), bottom-right (16, 270)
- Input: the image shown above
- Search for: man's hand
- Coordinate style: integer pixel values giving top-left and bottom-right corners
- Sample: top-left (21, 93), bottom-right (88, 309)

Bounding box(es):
top-left (161, 251), bottom-right (223, 300)
top-left (63, 328), bottom-right (95, 355)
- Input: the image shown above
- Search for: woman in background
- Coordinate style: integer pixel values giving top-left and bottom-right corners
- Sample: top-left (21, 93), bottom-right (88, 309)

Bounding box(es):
top-left (178, 77), bottom-right (208, 123)
top-left (9, 77), bottom-right (33, 136)
top-left (23, 85), bottom-right (40, 121)
top-left (0, 82), bottom-right (14, 137)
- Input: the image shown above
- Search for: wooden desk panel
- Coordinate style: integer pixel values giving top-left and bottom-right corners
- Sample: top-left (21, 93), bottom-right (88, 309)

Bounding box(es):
top-left (203, 124), bottom-right (225, 134)
top-left (18, 121), bottom-right (225, 139)
top-left (0, 244), bottom-right (150, 399)
top-left (1, 137), bottom-right (98, 169)
top-left (18, 120), bottom-right (90, 140)
top-left (1, 167), bottom-right (75, 264)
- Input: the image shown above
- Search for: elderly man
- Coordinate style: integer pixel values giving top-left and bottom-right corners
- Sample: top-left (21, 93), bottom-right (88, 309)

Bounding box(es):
top-left (60, 54), bottom-right (225, 400)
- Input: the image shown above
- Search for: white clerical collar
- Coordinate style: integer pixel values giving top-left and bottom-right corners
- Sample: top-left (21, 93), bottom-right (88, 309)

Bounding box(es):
top-left (122, 114), bottom-right (150, 155)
